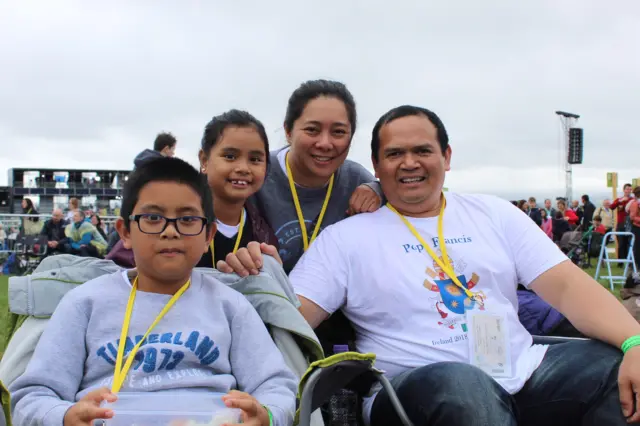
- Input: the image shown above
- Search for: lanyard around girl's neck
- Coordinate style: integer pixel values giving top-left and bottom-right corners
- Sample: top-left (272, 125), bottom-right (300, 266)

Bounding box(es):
top-left (285, 152), bottom-right (334, 252)
top-left (210, 210), bottom-right (245, 266)
top-left (386, 194), bottom-right (474, 299)
top-left (112, 275), bottom-right (191, 394)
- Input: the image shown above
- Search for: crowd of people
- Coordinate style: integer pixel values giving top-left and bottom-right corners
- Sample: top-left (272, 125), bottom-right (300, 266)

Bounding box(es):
top-left (0, 197), bottom-right (108, 258)
top-left (512, 187), bottom-right (640, 269)
top-left (5, 79), bottom-right (640, 426)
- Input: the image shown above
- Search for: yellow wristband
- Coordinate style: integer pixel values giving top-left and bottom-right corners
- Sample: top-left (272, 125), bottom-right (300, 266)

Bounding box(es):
top-left (621, 335), bottom-right (640, 353)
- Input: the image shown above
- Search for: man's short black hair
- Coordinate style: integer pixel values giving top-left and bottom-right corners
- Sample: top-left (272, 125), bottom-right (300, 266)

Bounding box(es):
top-left (371, 105), bottom-right (449, 163)
top-left (121, 157), bottom-right (215, 232)
top-left (153, 132), bottom-right (177, 152)
top-left (582, 194), bottom-right (590, 202)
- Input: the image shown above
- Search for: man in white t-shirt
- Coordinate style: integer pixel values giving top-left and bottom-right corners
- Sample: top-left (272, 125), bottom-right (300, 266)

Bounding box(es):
top-left (219, 105), bottom-right (640, 425)
top-left (290, 106), bottom-right (640, 425)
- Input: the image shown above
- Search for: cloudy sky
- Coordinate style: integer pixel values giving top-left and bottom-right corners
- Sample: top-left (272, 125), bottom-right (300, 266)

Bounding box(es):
top-left (1, 0), bottom-right (638, 200)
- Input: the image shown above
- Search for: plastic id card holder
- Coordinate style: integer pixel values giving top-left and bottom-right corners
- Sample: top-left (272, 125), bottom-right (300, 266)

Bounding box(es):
top-left (466, 310), bottom-right (512, 378)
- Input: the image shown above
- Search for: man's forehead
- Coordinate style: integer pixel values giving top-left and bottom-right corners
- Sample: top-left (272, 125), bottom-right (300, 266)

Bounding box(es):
top-left (380, 115), bottom-right (438, 146)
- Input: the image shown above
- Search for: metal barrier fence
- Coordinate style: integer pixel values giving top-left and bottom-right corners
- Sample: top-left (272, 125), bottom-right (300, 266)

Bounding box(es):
top-left (0, 213), bottom-right (118, 253)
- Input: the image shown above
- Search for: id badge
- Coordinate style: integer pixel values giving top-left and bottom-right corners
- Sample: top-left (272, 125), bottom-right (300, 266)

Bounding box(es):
top-left (466, 310), bottom-right (512, 378)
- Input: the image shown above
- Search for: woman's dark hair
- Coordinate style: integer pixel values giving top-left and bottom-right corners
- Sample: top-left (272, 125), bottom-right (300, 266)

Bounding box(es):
top-left (92, 214), bottom-right (102, 227)
top-left (555, 211), bottom-right (564, 220)
top-left (22, 198), bottom-right (35, 212)
top-left (370, 105), bottom-right (449, 162)
top-left (201, 109), bottom-right (269, 164)
top-left (22, 198), bottom-right (39, 222)
top-left (284, 79), bottom-right (357, 137)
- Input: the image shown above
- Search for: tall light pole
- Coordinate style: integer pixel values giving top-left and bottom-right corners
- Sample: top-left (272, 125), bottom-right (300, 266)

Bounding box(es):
top-left (555, 111), bottom-right (580, 203)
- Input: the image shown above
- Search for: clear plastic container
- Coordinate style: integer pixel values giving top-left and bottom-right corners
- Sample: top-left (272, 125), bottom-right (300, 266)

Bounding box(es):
top-left (101, 391), bottom-right (242, 426)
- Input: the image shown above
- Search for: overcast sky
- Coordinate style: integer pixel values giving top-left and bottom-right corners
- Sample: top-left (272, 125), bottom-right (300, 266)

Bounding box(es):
top-left (1, 0), bottom-right (638, 200)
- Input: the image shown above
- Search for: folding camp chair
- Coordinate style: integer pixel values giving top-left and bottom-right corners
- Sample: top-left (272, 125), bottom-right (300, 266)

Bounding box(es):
top-left (296, 335), bottom-right (587, 426)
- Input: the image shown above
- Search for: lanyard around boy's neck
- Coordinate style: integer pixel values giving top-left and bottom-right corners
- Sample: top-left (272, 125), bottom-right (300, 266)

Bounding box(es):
top-left (285, 152), bottom-right (335, 252)
top-left (386, 194), bottom-right (474, 299)
top-left (210, 210), bottom-right (245, 267)
top-left (111, 275), bottom-right (191, 394)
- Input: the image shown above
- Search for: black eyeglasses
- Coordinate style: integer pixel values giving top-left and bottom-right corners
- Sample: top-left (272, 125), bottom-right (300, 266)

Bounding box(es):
top-left (129, 214), bottom-right (208, 236)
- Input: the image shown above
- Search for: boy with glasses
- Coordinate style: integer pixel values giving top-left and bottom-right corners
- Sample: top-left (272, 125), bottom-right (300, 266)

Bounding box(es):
top-left (9, 157), bottom-right (296, 426)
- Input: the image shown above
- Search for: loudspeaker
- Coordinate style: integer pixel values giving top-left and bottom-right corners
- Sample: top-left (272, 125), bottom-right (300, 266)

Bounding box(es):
top-left (568, 127), bottom-right (583, 165)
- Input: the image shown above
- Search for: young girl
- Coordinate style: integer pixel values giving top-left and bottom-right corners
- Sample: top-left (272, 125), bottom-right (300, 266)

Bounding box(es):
top-left (540, 209), bottom-right (553, 238)
top-left (196, 109), bottom-right (277, 268)
top-left (107, 109), bottom-right (276, 268)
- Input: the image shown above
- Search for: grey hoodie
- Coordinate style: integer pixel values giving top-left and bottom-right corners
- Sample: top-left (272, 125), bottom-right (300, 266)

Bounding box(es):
top-left (9, 269), bottom-right (298, 426)
top-left (133, 149), bottom-right (164, 168)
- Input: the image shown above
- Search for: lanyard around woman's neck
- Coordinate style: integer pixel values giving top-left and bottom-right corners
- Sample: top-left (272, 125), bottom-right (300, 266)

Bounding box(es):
top-left (111, 275), bottom-right (190, 393)
top-left (285, 152), bottom-right (335, 252)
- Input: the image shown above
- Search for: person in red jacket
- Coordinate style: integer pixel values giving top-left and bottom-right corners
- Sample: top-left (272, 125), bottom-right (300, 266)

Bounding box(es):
top-left (611, 183), bottom-right (634, 267)
top-left (557, 199), bottom-right (579, 227)
top-left (628, 186), bottom-right (640, 269)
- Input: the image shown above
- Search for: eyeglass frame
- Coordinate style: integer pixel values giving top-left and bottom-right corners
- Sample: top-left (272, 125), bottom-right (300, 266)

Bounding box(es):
top-left (128, 214), bottom-right (209, 236)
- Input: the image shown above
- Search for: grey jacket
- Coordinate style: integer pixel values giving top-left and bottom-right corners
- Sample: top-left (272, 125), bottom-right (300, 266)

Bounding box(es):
top-left (2, 255), bottom-right (323, 386)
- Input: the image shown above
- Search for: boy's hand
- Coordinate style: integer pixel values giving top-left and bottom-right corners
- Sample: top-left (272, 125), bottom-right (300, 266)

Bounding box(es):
top-left (63, 387), bottom-right (117, 426)
top-left (222, 390), bottom-right (270, 425)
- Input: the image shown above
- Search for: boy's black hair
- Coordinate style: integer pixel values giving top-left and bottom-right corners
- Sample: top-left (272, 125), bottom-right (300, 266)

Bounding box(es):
top-left (153, 132), bottom-right (177, 152)
top-left (121, 157), bottom-right (215, 232)
top-left (201, 109), bottom-right (270, 166)
top-left (284, 79), bottom-right (357, 138)
top-left (371, 105), bottom-right (449, 163)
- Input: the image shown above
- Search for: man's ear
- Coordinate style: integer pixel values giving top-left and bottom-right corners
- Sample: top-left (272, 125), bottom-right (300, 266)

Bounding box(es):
top-left (444, 145), bottom-right (452, 172)
top-left (204, 223), bottom-right (217, 254)
top-left (115, 218), bottom-right (132, 249)
top-left (371, 155), bottom-right (379, 179)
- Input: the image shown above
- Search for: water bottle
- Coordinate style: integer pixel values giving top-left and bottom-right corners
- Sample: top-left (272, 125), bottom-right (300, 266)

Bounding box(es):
top-left (326, 344), bottom-right (360, 426)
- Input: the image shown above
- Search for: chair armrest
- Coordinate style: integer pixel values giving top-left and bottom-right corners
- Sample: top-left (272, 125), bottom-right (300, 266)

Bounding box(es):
top-left (297, 359), bottom-right (413, 426)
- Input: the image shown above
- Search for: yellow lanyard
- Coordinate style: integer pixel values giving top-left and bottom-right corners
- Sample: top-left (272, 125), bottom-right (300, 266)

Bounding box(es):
top-left (210, 210), bottom-right (245, 266)
top-left (386, 195), bottom-right (474, 299)
top-left (112, 276), bottom-right (191, 394)
top-left (285, 152), bottom-right (335, 252)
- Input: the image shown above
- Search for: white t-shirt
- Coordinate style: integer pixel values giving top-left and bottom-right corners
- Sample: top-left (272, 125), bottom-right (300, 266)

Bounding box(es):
top-left (290, 192), bottom-right (568, 422)
top-left (216, 209), bottom-right (246, 238)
